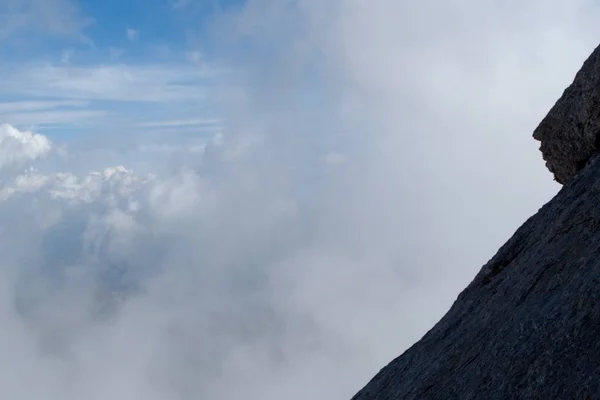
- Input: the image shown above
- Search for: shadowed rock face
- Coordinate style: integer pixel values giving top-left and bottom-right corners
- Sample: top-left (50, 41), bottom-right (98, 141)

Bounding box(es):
top-left (351, 46), bottom-right (600, 400)
top-left (534, 43), bottom-right (600, 184)
top-left (352, 153), bottom-right (600, 400)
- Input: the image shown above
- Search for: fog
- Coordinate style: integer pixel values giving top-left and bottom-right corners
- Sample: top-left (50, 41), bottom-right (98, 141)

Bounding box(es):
top-left (0, 1), bottom-right (598, 399)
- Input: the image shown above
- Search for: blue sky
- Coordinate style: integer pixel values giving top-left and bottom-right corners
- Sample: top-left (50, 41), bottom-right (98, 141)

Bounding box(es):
top-left (0, 1), bottom-right (596, 399)
top-left (0, 0), bottom-right (246, 144)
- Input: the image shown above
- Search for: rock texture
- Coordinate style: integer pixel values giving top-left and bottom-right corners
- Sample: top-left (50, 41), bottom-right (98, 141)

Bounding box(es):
top-left (351, 47), bottom-right (600, 400)
top-left (534, 43), bottom-right (600, 184)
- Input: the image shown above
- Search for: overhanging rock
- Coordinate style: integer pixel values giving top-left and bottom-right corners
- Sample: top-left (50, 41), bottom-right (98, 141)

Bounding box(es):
top-left (534, 43), bottom-right (600, 184)
top-left (350, 42), bottom-right (600, 399)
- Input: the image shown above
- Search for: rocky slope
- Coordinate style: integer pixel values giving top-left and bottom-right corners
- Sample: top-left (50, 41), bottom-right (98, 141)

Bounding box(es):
top-left (351, 44), bottom-right (600, 399)
top-left (534, 43), bottom-right (600, 185)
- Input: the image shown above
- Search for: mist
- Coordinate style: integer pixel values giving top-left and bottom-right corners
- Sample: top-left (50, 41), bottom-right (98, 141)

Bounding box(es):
top-left (0, 1), bottom-right (597, 399)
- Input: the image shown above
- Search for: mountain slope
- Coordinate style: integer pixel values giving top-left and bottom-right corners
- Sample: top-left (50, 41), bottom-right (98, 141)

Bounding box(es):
top-left (351, 44), bottom-right (600, 400)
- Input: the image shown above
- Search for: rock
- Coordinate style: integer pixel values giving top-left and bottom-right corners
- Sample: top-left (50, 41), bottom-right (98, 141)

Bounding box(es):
top-left (351, 45), bottom-right (600, 399)
top-left (533, 42), bottom-right (600, 184)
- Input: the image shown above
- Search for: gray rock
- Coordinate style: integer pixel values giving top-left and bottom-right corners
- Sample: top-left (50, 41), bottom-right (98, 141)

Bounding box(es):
top-left (533, 42), bottom-right (600, 184)
top-left (351, 46), bottom-right (600, 399)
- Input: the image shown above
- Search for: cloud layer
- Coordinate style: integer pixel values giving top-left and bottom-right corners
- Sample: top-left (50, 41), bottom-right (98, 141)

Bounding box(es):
top-left (1, 1), bottom-right (599, 400)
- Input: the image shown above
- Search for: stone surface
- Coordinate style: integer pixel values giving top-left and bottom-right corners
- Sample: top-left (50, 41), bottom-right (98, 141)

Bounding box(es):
top-left (533, 43), bottom-right (600, 184)
top-left (352, 152), bottom-right (600, 400)
top-left (351, 46), bottom-right (600, 400)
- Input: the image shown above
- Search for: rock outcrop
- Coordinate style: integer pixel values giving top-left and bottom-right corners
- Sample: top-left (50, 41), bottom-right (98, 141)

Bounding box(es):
top-left (534, 43), bottom-right (600, 184)
top-left (351, 46), bottom-right (600, 399)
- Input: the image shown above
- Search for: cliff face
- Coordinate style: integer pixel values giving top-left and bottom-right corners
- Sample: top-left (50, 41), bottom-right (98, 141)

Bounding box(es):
top-left (351, 45), bottom-right (600, 400)
top-left (534, 43), bottom-right (600, 185)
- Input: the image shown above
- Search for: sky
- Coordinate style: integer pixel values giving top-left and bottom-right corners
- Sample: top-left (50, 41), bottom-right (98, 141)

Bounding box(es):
top-left (0, 0), bottom-right (598, 399)
top-left (0, 0), bottom-right (236, 151)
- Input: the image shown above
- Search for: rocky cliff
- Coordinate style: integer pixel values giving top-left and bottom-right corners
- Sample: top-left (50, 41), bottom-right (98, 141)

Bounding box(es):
top-left (351, 44), bottom-right (600, 400)
top-left (534, 43), bottom-right (600, 185)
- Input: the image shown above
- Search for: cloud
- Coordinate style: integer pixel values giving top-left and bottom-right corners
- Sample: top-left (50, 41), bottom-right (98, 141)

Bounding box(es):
top-left (162, 0), bottom-right (600, 396)
top-left (185, 50), bottom-right (203, 65)
top-left (1, 1), bottom-right (600, 400)
top-left (0, 100), bottom-right (109, 128)
top-left (136, 118), bottom-right (222, 128)
top-left (0, 100), bottom-right (89, 113)
top-left (0, 165), bottom-right (154, 203)
top-left (136, 143), bottom-right (206, 155)
top-left (0, 61), bottom-right (222, 137)
top-left (0, 123), bottom-right (52, 170)
top-left (2, 110), bottom-right (109, 127)
top-left (126, 28), bottom-right (138, 42)
top-left (108, 47), bottom-right (126, 61)
top-left (0, 64), bottom-right (213, 103)
top-left (60, 49), bottom-right (74, 65)
top-left (171, 0), bottom-right (192, 9)
top-left (0, 0), bottom-right (90, 43)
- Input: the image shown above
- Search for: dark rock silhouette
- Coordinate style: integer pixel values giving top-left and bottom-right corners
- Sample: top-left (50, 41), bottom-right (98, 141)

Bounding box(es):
top-left (351, 45), bottom-right (600, 400)
top-left (534, 43), bottom-right (600, 185)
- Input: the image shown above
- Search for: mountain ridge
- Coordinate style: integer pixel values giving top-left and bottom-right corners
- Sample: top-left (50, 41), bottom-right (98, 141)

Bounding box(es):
top-left (351, 43), bottom-right (600, 400)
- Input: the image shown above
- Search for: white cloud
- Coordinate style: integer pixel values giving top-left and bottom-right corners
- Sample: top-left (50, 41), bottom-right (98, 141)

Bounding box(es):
top-left (0, 1), bottom-right (599, 400)
top-left (0, 0), bottom-right (90, 42)
top-left (126, 28), bottom-right (138, 41)
top-left (0, 123), bottom-right (52, 170)
top-left (0, 64), bottom-right (213, 103)
top-left (0, 100), bottom-right (89, 113)
top-left (60, 49), bottom-right (74, 65)
top-left (323, 151), bottom-right (346, 166)
top-left (136, 118), bottom-right (222, 128)
top-left (185, 51), bottom-right (203, 65)
top-left (0, 165), bottom-right (153, 203)
top-left (137, 143), bottom-right (206, 154)
top-left (171, 0), bottom-right (192, 9)
top-left (0, 100), bottom-right (108, 127)
top-left (108, 47), bottom-right (126, 61)
top-left (2, 109), bottom-right (109, 127)
top-left (170, 0), bottom-right (598, 397)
